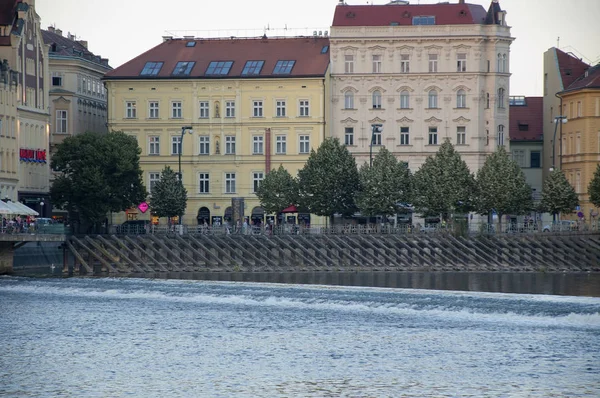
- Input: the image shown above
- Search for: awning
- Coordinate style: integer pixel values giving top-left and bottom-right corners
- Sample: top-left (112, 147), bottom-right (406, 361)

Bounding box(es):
top-left (281, 205), bottom-right (298, 213)
top-left (13, 202), bottom-right (39, 216)
top-left (1, 201), bottom-right (23, 215)
top-left (0, 201), bottom-right (12, 215)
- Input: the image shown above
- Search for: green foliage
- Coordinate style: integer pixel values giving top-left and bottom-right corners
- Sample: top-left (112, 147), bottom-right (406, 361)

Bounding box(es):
top-left (475, 146), bottom-right (533, 218)
top-left (255, 165), bottom-right (299, 214)
top-left (355, 147), bottom-right (412, 217)
top-left (413, 140), bottom-right (475, 220)
top-left (149, 166), bottom-right (188, 221)
top-left (297, 137), bottom-right (359, 219)
top-left (50, 131), bottom-right (146, 224)
top-left (540, 169), bottom-right (579, 216)
top-left (588, 164), bottom-right (600, 208)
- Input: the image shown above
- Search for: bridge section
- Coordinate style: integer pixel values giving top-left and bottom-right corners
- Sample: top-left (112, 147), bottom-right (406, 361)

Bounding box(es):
top-left (0, 234), bottom-right (67, 274)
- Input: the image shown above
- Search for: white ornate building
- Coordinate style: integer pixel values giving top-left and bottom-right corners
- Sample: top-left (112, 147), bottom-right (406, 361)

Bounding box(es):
top-left (329, 0), bottom-right (512, 172)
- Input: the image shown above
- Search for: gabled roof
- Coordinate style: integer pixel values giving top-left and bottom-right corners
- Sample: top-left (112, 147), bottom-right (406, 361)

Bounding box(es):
top-left (555, 48), bottom-right (589, 90)
top-left (563, 63), bottom-right (600, 93)
top-left (331, 2), bottom-right (489, 27)
top-left (42, 29), bottom-right (111, 69)
top-left (104, 37), bottom-right (330, 80)
top-left (509, 96), bottom-right (543, 141)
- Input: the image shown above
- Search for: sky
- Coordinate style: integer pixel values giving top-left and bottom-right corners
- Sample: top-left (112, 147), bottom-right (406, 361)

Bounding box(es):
top-left (36, 0), bottom-right (599, 97)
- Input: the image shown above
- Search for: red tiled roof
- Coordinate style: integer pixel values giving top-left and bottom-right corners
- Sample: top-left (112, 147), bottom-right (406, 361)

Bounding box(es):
top-left (331, 3), bottom-right (488, 27)
top-left (104, 37), bottom-right (330, 80)
top-left (0, 0), bottom-right (18, 26)
top-left (555, 48), bottom-right (589, 90)
top-left (509, 97), bottom-right (543, 141)
top-left (563, 63), bottom-right (600, 92)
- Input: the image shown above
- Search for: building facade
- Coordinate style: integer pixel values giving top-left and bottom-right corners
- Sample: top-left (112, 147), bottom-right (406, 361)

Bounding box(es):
top-left (329, 0), bottom-right (512, 172)
top-left (557, 64), bottom-right (600, 221)
top-left (104, 36), bottom-right (330, 225)
top-left (0, 0), bottom-right (50, 216)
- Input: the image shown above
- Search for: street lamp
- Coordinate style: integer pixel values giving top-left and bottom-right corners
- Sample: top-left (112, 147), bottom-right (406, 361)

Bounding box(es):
top-left (39, 199), bottom-right (44, 217)
top-left (552, 116), bottom-right (567, 170)
top-left (179, 126), bottom-right (193, 225)
top-left (370, 124), bottom-right (383, 167)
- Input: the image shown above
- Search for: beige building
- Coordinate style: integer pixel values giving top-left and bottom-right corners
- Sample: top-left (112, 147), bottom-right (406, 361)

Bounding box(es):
top-left (0, 0), bottom-right (50, 216)
top-left (329, 0), bottom-right (512, 172)
top-left (557, 64), bottom-right (600, 221)
top-left (104, 36), bottom-right (330, 225)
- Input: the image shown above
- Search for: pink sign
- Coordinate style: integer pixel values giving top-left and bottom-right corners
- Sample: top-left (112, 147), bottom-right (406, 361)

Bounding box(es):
top-left (138, 202), bottom-right (149, 213)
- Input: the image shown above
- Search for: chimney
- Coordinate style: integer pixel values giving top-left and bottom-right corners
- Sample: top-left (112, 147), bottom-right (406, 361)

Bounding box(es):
top-left (162, 36), bottom-right (173, 42)
top-left (459, 0), bottom-right (464, 3)
top-left (77, 40), bottom-right (88, 49)
top-left (47, 26), bottom-right (55, 33)
top-left (56, 29), bottom-right (62, 36)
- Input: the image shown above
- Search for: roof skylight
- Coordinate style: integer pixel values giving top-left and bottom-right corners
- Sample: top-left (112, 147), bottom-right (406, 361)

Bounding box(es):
top-left (172, 61), bottom-right (195, 76)
top-left (412, 16), bottom-right (436, 25)
top-left (140, 62), bottom-right (164, 76)
top-left (241, 60), bottom-right (265, 76)
top-left (205, 61), bottom-right (233, 75)
top-left (273, 60), bottom-right (295, 75)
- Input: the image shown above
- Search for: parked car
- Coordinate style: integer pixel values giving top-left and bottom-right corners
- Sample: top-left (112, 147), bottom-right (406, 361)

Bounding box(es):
top-left (542, 220), bottom-right (578, 232)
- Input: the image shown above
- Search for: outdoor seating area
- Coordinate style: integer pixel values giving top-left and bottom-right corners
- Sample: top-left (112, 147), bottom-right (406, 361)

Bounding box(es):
top-left (0, 200), bottom-right (48, 234)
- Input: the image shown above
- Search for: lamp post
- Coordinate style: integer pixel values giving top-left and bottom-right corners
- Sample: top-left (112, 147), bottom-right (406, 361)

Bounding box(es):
top-left (39, 199), bottom-right (44, 217)
top-left (179, 126), bottom-right (193, 225)
top-left (552, 116), bottom-right (567, 170)
top-left (370, 124), bottom-right (383, 167)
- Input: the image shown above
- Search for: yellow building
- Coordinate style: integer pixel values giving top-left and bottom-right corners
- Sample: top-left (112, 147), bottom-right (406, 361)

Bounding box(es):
top-left (558, 64), bottom-right (600, 221)
top-left (104, 36), bottom-right (330, 225)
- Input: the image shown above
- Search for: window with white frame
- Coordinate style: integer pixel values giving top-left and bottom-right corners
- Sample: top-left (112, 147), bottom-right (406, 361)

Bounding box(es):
top-left (457, 89), bottom-right (466, 108)
top-left (576, 172), bottom-right (581, 193)
top-left (372, 128), bottom-right (382, 146)
top-left (276, 135), bottom-right (287, 154)
top-left (429, 54), bottom-right (438, 72)
top-left (299, 100), bottom-right (309, 117)
top-left (199, 136), bottom-right (210, 155)
top-left (456, 126), bottom-right (466, 145)
top-left (253, 172), bottom-right (264, 193)
top-left (198, 173), bottom-right (210, 193)
top-left (497, 88), bottom-right (505, 109)
top-left (512, 149), bottom-right (525, 167)
top-left (372, 55), bottom-right (382, 73)
top-left (126, 101), bottom-right (137, 118)
top-left (497, 125), bottom-right (505, 146)
top-left (225, 173), bottom-right (236, 193)
top-left (225, 136), bottom-right (236, 154)
top-left (576, 133), bottom-right (581, 153)
top-left (372, 91), bottom-right (382, 109)
top-left (577, 101), bottom-right (582, 117)
top-left (253, 135), bottom-right (263, 154)
top-left (428, 90), bottom-right (438, 108)
top-left (400, 127), bottom-right (410, 145)
top-left (400, 90), bottom-right (410, 109)
top-left (225, 101), bottom-right (235, 117)
top-left (428, 127), bottom-right (438, 145)
top-left (149, 136), bottom-right (160, 155)
top-left (149, 172), bottom-right (160, 193)
top-left (149, 101), bottom-right (159, 118)
top-left (345, 127), bottom-right (354, 146)
top-left (276, 100), bottom-right (286, 117)
top-left (171, 136), bottom-right (182, 155)
top-left (299, 135), bottom-right (310, 153)
top-left (345, 55), bottom-right (354, 73)
top-left (457, 53), bottom-right (467, 72)
top-left (199, 101), bottom-right (209, 118)
top-left (344, 91), bottom-right (354, 109)
top-left (253, 100), bottom-right (263, 117)
top-left (171, 101), bottom-right (182, 118)
top-left (400, 54), bottom-right (410, 73)
top-left (56, 110), bottom-right (67, 133)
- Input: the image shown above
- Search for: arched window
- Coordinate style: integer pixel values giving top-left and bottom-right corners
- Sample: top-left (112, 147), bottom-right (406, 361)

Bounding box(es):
top-left (497, 125), bottom-right (505, 146)
top-left (457, 89), bottom-right (466, 108)
top-left (502, 54), bottom-right (507, 73)
top-left (344, 91), bottom-right (354, 109)
top-left (372, 90), bottom-right (382, 109)
top-left (400, 90), bottom-right (410, 109)
top-left (428, 90), bottom-right (438, 108)
top-left (497, 53), bottom-right (502, 72)
top-left (497, 88), bottom-right (505, 109)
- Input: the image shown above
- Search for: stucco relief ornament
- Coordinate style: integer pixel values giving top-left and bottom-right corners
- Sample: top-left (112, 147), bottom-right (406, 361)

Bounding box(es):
top-left (359, 97), bottom-right (368, 104)
top-left (444, 95), bottom-right (452, 103)
top-left (215, 101), bottom-right (220, 118)
top-left (215, 140), bottom-right (220, 155)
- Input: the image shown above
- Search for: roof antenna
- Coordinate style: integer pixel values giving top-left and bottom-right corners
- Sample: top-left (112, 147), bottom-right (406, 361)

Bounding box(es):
top-left (557, 36), bottom-right (560, 49)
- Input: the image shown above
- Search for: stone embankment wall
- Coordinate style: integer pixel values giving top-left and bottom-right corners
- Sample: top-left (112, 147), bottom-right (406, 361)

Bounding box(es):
top-left (65, 233), bottom-right (600, 275)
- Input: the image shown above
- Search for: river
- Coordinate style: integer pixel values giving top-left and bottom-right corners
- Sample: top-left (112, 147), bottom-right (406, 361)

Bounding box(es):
top-left (1, 276), bottom-right (599, 397)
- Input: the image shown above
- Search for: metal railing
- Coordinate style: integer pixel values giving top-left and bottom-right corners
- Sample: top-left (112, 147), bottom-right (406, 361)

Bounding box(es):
top-left (1, 223), bottom-right (68, 235)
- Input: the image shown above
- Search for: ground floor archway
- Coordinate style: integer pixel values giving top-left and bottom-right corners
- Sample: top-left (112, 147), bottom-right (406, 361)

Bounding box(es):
top-left (197, 207), bottom-right (211, 225)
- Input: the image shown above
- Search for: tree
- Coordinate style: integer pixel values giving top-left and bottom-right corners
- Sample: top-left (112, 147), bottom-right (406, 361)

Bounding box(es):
top-left (297, 137), bottom-right (359, 223)
top-left (149, 166), bottom-right (187, 224)
top-left (255, 165), bottom-right (299, 215)
top-left (475, 146), bottom-right (532, 230)
top-left (355, 147), bottom-right (412, 217)
top-left (540, 169), bottom-right (579, 220)
top-left (588, 164), bottom-right (600, 208)
top-left (50, 131), bottom-right (146, 225)
top-left (413, 140), bottom-right (475, 222)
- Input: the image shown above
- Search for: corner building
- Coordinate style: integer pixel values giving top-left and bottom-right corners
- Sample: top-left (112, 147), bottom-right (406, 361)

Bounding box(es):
top-left (329, 0), bottom-right (512, 171)
top-left (104, 36), bottom-right (330, 225)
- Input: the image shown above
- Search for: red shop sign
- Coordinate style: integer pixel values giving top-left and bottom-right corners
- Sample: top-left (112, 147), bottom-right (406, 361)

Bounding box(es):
top-left (20, 148), bottom-right (47, 163)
